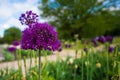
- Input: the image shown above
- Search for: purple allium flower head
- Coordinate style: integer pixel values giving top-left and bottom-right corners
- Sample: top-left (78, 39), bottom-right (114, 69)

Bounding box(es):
top-left (97, 36), bottom-right (106, 44)
top-left (21, 22), bottom-right (61, 51)
top-left (91, 38), bottom-right (98, 47)
top-left (93, 43), bottom-right (98, 47)
top-left (12, 40), bottom-right (20, 46)
top-left (106, 35), bottom-right (113, 43)
top-left (19, 10), bottom-right (39, 26)
top-left (65, 44), bottom-right (71, 48)
top-left (58, 47), bottom-right (62, 52)
top-left (83, 47), bottom-right (87, 52)
top-left (91, 39), bottom-right (97, 44)
top-left (8, 47), bottom-right (17, 52)
top-left (108, 46), bottom-right (114, 53)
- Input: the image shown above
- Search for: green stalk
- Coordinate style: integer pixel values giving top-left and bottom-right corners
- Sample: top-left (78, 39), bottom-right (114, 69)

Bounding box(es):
top-left (17, 49), bottom-right (22, 79)
top-left (90, 49), bottom-right (94, 80)
top-left (30, 50), bottom-right (32, 70)
top-left (81, 51), bottom-right (84, 80)
top-left (23, 56), bottom-right (27, 80)
top-left (74, 50), bottom-right (78, 80)
top-left (86, 49), bottom-right (89, 80)
top-left (38, 50), bottom-right (41, 80)
top-left (106, 43), bottom-right (109, 80)
top-left (118, 62), bottom-right (120, 80)
top-left (113, 46), bottom-right (118, 76)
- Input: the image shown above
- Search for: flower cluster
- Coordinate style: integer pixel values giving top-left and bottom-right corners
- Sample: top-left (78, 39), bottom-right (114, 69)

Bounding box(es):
top-left (12, 40), bottom-right (20, 46)
top-left (8, 47), bottom-right (17, 52)
top-left (19, 11), bottom-right (39, 26)
top-left (97, 36), bottom-right (106, 44)
top-left (7, 40), bottom-right (20, 52)
top-left (91, 35), bottom-right (113, 47)
top-left (106, 35), bottom-right (113, 43)
top-left (91, 38), bottom-right (98, 47)
top-left (19, 10), bottom-right (61, 51)
top-left (108, 46), bottom-right (114, 53)
top-left (21, 22), bottom-right (61, 51)
top-left (65, 44), bottom-right (71, 48)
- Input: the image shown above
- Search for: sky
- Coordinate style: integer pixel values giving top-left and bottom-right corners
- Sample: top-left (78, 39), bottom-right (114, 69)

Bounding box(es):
top-left (0, 0), bottom-right (47, 37)
top-left (0, 0), bottom-right (120, 38)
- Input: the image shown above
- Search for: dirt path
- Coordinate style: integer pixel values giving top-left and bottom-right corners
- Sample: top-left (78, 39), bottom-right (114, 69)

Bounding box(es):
top-left (0, 45), bottom-right (105, 75)
top-left (0, 49), bottom-right (80, 74)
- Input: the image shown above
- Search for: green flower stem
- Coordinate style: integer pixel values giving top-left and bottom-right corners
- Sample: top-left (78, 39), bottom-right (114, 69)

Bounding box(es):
top-left (90, 49), bottom-right (94, 80)
top-left (106, 43), bottom-right (109, 80)
top-left (30, 50), bottom-right (32, 70)
top-left (39, 50), bottom-right (41, 80)
top-left (23, 56), bottom-right (27, 79)
top-left (17, 49), bottom-right (22, 79)
top-left (118, 62), bottom-right (120, 80)
top-left (74, 49), bottom-right (78, 80)
top-left (86, 50), bottom-right (89, 80)
top-left (81, 51), bottom-right (84, 80)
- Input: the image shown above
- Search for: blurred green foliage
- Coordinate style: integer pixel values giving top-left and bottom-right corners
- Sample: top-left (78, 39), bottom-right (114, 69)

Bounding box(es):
top-left (39, 0), bottom-right (120, 39)
top-left (0, 48), bottom-right (120, 80)
top-left (2, 50), bottom-right (15, 61)
top-left (2, 27), bottom-right (21, 44)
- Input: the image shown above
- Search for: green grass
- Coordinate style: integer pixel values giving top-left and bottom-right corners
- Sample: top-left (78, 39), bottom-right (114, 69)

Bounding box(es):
top-left (0, 46), bottom-right (120, 80)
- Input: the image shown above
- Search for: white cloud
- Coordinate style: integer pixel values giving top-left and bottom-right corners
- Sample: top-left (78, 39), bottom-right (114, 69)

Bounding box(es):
top-left (0, 0), bottom-right (47, 37)
top-left (0, 1), bottom-right (14, 19)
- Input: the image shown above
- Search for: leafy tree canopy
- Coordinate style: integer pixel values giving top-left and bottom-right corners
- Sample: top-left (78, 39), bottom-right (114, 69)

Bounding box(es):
top-left (3, 27), bottom-right (22, 44)
top-left (39, 0), bottom-right (120, 39)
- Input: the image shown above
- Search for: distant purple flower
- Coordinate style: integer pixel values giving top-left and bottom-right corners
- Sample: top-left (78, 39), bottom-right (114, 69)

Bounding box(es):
top-left (93, 43), bottom-right (98, 47)
top-left (21, 22), bottom-right (61, 51)
top-left (91, 39), bottom-right (96, 44)
top-left (58, 47), bottom-right (62, 52)
top-left (12, 40), bottom-right (20, 46)
top-left (8, 47), bottom-right (17, 52)
top-left (106, 36), bottom-right (113, 43)
top-left (65, 44), bottom-right (71, 48)
top-left (108, 46), bottom-right (114, 53)
top-left (91, 38), bottom-right (97, 45)
top-left (19, 10), bottom-right (39, 26)
top-left (83, 47), bottom-right (87, 52)
top-left (91, 38), bottom-right (98, 47)
top-left (97, 36), bottom-right (106, 43)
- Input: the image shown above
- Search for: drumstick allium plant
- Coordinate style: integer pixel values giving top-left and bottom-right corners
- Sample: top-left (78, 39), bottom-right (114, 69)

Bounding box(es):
top-left (19, 10), bottom-right (61, 80)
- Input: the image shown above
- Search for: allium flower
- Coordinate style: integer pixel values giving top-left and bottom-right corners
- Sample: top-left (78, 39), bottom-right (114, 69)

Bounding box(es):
top-left (21, 22), bottom-right (61, 51)
top-left (12, 40), bottom-right (20, 46)
top-left (97, 36), bottom-right (106, 43)
top-left (106, 35), bottom-right (113, 43)
top-left (91, 38), bottom-right (98, 47)
top-left (65, 44), bottom-right (71, 48)
top-left (93, 43), bottom-right (98, 47)
top-left (58, 47), bottom-right (62, 52)
top-left (91, 39), bottom-right (97, 44)
top-left (108, 46), bottom-right (114, 53)
top-left (19, 10), bottom-right (39, 26)
top-left (8, 47), bottom-right (17, 52)
top-left (83, 47), bottom-right (87, 52)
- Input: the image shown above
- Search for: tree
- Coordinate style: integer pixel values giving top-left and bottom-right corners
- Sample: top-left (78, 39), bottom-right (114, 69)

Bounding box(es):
top-left (3, 27), bottom-right (22, 44)
top-left (0, 37), bottom-right (4, 44)
top-left (39, 0), bottom-right (119, 39)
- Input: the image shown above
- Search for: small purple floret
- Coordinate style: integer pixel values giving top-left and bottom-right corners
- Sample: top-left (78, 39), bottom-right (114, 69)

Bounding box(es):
top-left (83, 47), bottom-right (87, 52)
top-left (19, 10), bottom-right (39, 26)
top-left (12, 40), bottom-right (20, 46)
top-left (97, 36), bottom-right (106, 44)
top-left (65, 44), bottom-right (71, 48)
top-left (106, 35), bottom-right (113, 43)
top-left (108, 46), bottom-right (114, 53)
top-left (8, 47), bottom-right (17, 52)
